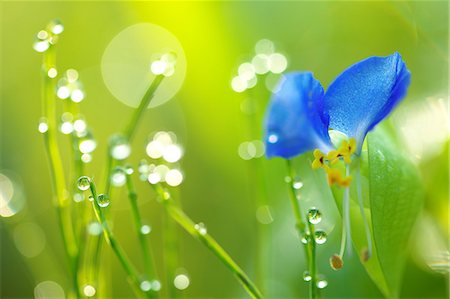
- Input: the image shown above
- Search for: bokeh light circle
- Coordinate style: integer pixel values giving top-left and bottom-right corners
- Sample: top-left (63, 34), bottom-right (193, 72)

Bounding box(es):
top-left (101, 23), bottom-right (187, 108)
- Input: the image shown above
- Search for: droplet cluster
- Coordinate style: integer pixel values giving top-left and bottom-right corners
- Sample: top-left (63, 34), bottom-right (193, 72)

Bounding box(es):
top-left (141, 131), bottom-right (184, 187)
top-left (231, 39), bottom-right (288, 93)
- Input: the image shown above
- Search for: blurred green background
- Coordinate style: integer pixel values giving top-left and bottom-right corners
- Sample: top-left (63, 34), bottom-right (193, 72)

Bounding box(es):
top-left (1, 1), bottom-right (448, 298)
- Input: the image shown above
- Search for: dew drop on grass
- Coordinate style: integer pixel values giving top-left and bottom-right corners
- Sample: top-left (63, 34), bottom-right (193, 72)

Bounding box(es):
top-left (83, 285), bottom-right (96, 297)
top-left (140, 225), bottom-right (151, 235)
top-left (151, 280), bottom-right (161, 291)
top-left (307, 208), bottom-right (322, 224)
top-left (109, 135), bottom-right (131, 160)
top-left (292, 180), bottom-right (303, 190)
top-left (38, 119), bottom-right (49, 133)
top-left (97, 194), bottom-right (110, 208)
top-left (77, 176), bottom-right (91, 191)
top-left (316, 276), bottom-right (328, 289)
top-left (111, 169), bottom-right (126, 187)
top-left (301, 233), bottom-right (311, 244)
top-left (194, 223), bottom-right (207, 235)
top-left (314, 230), bottom-right (327, 245)
top-left (140, 280), bottom-right (151, 292)
top-left (303, 271), bottom-right (312, 282)
top-left (48, 19), bottom-right (64, 35)
top-left (173, 274), bottom-right (190, 290)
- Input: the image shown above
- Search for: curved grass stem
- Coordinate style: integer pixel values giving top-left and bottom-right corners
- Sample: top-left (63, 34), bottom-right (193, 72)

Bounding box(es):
top-left (87, 179), bottom-right (151, 299)
top-left (41, 46), bottom-right (80, 298)
top-left (123, 75), bottom-right (164, 143)
top-left (125, 173), bottom-right (159, 284)
top-left (152, 184), bottom-right (264, 299)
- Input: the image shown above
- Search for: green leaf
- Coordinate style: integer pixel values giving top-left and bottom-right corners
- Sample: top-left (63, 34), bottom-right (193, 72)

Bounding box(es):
top-left (365, 128), bottom-right (424, 298)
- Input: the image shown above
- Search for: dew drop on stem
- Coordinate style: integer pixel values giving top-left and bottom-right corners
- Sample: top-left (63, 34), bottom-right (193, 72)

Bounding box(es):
top-left (307, 208), bottom-right (322, 225)
top-left (77, 176), bottom-right (91, 191)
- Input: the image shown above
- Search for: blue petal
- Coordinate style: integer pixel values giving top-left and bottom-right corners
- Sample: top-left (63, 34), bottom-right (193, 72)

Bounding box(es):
top-left (264, 72), bottom-right (333, 159)
top-left (324, 52), bottom-right (411, 151)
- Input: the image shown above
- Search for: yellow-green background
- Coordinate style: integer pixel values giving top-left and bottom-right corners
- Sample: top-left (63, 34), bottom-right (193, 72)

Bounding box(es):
top-left (1, 1), bottom-right (448, 298)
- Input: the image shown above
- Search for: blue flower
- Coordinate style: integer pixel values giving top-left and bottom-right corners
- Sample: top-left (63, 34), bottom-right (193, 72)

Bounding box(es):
top-left (324, 52), bottom-right (411, 153)
top-left (264, 72), bottom-right (333, 159)
top-left (264, 52), bottom-right (411, 158)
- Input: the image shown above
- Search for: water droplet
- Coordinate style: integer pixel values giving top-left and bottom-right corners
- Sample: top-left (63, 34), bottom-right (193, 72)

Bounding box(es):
top-left (125, 165), bottom-right (134, 175)
top-left (268, 53), bottom-right (288, 74)
top-left (34, 281), bottom-right (65, 299)
top-left (151, 280), bottom-right (161, 291)
top-left (255, 39), bottom-right (275, 55)
top-left (49, 19), bottom-right (64, 35)
top-left (292, 180), bottom-right (303, 190)
top-left (301, 233), bottom-right (311, 244)
top-left (140, 225), bottom-right (151, 235)
top-left (111, 169), bottom-right (126, 187)
top-left (330, 254), bottom-right (343, 270)
top-left (194, 222), bottom-right (207, 235)
top-left (77, 176), bottom-right (91, 191)
top-left (97, 194), bottom-right (110, 208)
top-left (162, 191), bottom-right (171, 200)
top-left (60, 121), bottom-right (73, 135)
top-left (140, 280), bottom-right (151, 292)
top-left (314, 230), bottom-right (327, 245)
top-left (66, 69), bottom-right (79, 82)
top-left (238, 62), bottom-right (256, 81)
top-left (73, 193), bottom-right (84, 203)
top-left (87, 222), bottom-right (102, 236)
top-left (47, 68), bottom-right (58, 78)
top-left (57, 86), bottom-right (70, 99)
top-left (73, 119), bottom-right (87, 133)
top-left (256, 205), bottom-right (274, 224)
top-left (284, 176), bottom-right (292, 183)
top-left (81, 153), bottom-right (92, 164)
top-left (33, 39), bottom-right (50, 53)
top-left (267, 134), bottom-right (278, 144)
top-left (165, 169), bottom-right (183, 187)
top-left (231, 76), bottom-right (248, 93)
top-left (307, 208), bottom-right (322, 225)
top-left (109, 135), bottom-right (131, 160)
top-left (38, 119), bottom-right (49, 133)
top-left (163, 144), bottom-right (183, 163)
top-left (316, 276), bottom-right (328, 289)
top-left (302, 270), bottom-right (312, 282)
top-left (88, 195), bottom-right (94, 202)
top-left (83, 285), bottom-right (96, 297)
top-left (37, 30), bottom-right (49, 40)
top-left (252, 54), bottom-right (270, 75)
top-left (79, 132), bottom-right (97, 154)
top-left (148, 172), bottom-right (161, 185)
top-left (71, 89), bottom-right (84, 103)
top-left (174, 274), bottom-right (190, 290)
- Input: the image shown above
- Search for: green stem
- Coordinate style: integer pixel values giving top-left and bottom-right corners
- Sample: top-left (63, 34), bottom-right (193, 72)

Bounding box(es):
top-left (152, 185), bottom-right (264, 299)
top-left (123, 75), bottom-right (164, 143)
top-left (285, 160), bottom-right (306, 235)
top-left (41, 46), bottom-right (80, 298)
top-left (307, 221), bottom-right (317, 299)
top-left (163, 205), bottom-right (180, 299)
top-left (125, 173), bottom-right (159, 293)
top-left (286, 160), bottom-right (319, 299)
top-left (87, 179), bottom-right (149, 299)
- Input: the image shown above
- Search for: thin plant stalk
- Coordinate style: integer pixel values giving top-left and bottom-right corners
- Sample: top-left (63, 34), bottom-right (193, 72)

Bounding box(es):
top-left (125, 173), bottom-right (159, 283)
top-left (41, 46), bottom-right (80, 298)
top-left (307, 221), bottom-right (317, 299)
top-left (152, 184), bottom-right (264, 299)
top-left (90, 75), bottom-right (165, 296)
top-left (123, 75), bottom-right (164, 142)
top-left (87, 179), bottom-right (150, 299)
top-left (286, 159), bottom-right (319, 299)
